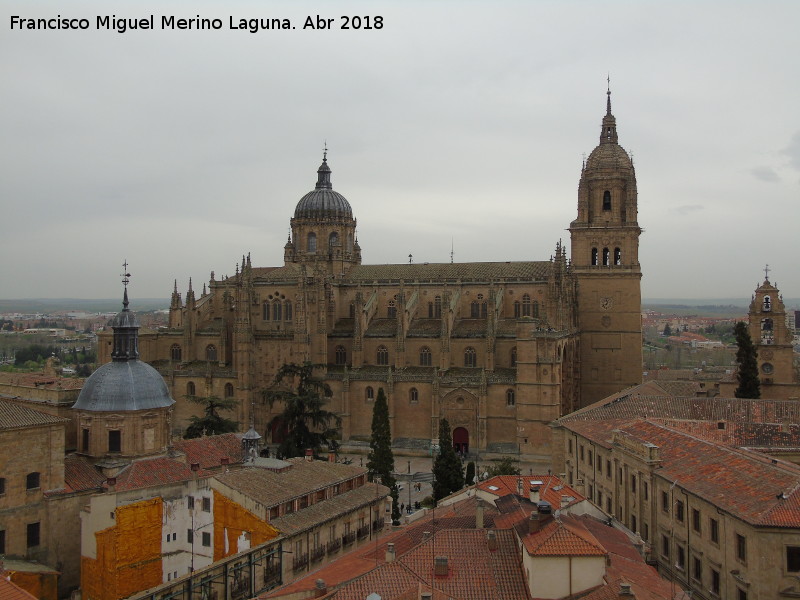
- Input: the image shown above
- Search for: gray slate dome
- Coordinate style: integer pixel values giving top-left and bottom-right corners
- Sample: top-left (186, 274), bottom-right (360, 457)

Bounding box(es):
top-left (294, 156), bottom-right (353, 220)
top-left (585, 143), bottom-right (633, 172)
top-left (73, 360), bottom-right (175, 412)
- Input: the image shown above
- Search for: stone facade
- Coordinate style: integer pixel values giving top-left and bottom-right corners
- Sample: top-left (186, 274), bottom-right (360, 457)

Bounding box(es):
top-left (99, 92), bottom-right (643, 461)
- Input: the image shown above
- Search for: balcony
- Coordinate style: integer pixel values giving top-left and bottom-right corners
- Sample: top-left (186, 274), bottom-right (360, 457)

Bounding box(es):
top-left (292, 552), bottom-right (309, 572)
top-left (342, 532), bottom-right (356, 546)
top-left (357, 525), bottom-right (370, 539)
top-left (326, 539), bottom-right (341, 554)
top-left (310, 545), bottom-right (326, 563)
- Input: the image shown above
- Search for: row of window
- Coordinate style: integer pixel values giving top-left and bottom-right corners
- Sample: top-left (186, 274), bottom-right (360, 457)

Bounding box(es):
top-left (185, 381), bottom-right (235, 398)
top-left (590, 247), bottom-right (622, 266)
top-left (304, 231), bottom-right (352, 253)
top-left (0, 472), bottom-right (40, 495)
top-left (333, 345), bottom-right (518, 368)
top-left (0, 522), bottom-right (40, 554)
top-left (362, 386), bottom-right (515, 406)
top-left (263, 301), bottom-right (293, 322)
top-left (170, 344), bottom-right (218, 362)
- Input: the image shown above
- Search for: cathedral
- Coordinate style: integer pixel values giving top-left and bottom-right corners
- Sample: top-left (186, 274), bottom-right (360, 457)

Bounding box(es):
top-left (102, 90), bottom-right (643, 460)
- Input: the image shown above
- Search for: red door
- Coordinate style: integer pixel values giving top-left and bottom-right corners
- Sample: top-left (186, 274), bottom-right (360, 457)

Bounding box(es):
top-left (453, 427), bottom-right (469, 454)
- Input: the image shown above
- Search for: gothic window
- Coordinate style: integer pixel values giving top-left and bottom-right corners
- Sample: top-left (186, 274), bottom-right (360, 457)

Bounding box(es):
top-left (763, 295), bottom-right (772, 311)
top-left (82, 428), bottom-right (90, 452)
top-left (108, 430), bottom-right (121, 453)
top-left (464, 347), bottom-right (477, 368)
top-left (591, 247), bottom-right (598, 266)
top-left (206, 345), bottom-right (217, 362)
top-left (273, 301), bottom-right (282, 321)
top-left (434, 296), bottom-right (442, 318)
top-left (365, 387), bottom-right (374, 401)
top-left (533, 301), bottom-right (539, 318)
top-left (511, 347), bottom-right (517, 367)
top-left (187, 381), bottom-right (196, 396)
top-left (614, 247), bottom-right (622, 265)
top-left (470, 301), bottom-right (479, 318)
top-left (506, 389), bottom-right (515, 406)
top-left (350, 303), bottom-right (355, 318)
top-left (420, 346), bottom-right (432, 366)
top-left (410, 388), bottom-right (419, 404)
top-left (602, 248), bottom-right (610, 266)
top-left (335, 345), bottom-right (347, 365)
top-left (307, 232), bottom-right (317, 253)
top-left (224, 383), bottom-right (234, 398)
top-left (377, 346), bottom-right (389, 366)
top-left (263, 302), bottom-right (271, 320)
top-left (170, 344), bottom-right (182, 361)
top-left (428, 302), bottom-right (433, 318)
top-left (26, 472), bottom-right (40, 490)
top-left (522, 294), bottom-right (532, 317)
top-left (481, 302), bottom-right (487, 318)
top-left (285, 301), bottom-right (292, 321)
top-left (602, 190), bottom-right (612, 211)
top-left (387, 300), bottom-right (397, 319)
top-left (514, 300), bottom-right (521, 318)
top-left (329, 232), bottom-right (339, 249)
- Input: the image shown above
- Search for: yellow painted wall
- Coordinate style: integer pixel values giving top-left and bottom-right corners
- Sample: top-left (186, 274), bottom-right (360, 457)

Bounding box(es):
top-left (212, 489), bottom-right (279, 561)
top-left (8, 571), bottom-right (58, 600)
top-left (81, 498), bottom-right (163, 600)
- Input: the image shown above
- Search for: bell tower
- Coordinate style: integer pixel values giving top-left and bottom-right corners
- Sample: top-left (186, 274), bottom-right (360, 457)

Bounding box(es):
top-left (570, 87), bottom-right (643, 407)
top-left (748, 268), bottom-right (796, 389)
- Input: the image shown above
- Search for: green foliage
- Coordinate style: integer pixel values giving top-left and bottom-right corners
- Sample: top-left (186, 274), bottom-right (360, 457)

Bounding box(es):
top-left (263, 362), bottom-right (342, 459)
top-left (184, 394), bottom-right (238, 439)
top-left (485, 456), bottom-right (521, 477)
top-left (432, 418), bottom-right (464, 503)
top-left (465, 461), bottom-right (476, 485)
top-left (366, 388), bottom-right (400, 520)
top-left (14, 344), bottom-right (60, 365)
top-left (662, 323), bottom-right (672, 336)
top-left (390, 484), bottom-right (401, 525)
top-left (734, 321), bottom-right (760, 399)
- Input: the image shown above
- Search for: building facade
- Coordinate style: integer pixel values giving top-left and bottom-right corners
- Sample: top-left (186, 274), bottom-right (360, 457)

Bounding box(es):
top-left (102, 91), bottom-right (643, 460)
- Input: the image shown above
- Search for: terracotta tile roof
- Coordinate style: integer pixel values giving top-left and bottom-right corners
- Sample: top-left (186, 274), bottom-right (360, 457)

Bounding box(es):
top-left (520, 514), bottom-right (606, 557)
top-left (0, 399), bottom-right (70, 430)
top-left (113, 456), bottom-right (212, 491)
top-left (477, 474), bottom-right (584, 508)
top-left (172, 432), bottom-right (245, 469)
top-left (658, 419), bottom-right (800, 451)
top-left (62, 454), bottom-right (106, 493)
top-left (346, 261), bottom-right (551, 283)
top-left (565, 417), bottom-right (800, 527)
top-left (0, 576), bottom-right (39, 600)
top-left (215, 458), bottom-right (368, 508)
top-left (271, 482), bottom-right (389, 535)
top-left (0, 372), bottom-right (84, 390)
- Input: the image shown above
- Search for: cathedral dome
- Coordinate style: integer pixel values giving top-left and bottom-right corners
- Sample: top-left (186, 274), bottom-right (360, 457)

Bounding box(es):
top-left (73, 360), bottom-right (175, 412)
top-left (585, 142), bottom-right (633, 172)
top-left (293, 155), bottom-right (353, 220)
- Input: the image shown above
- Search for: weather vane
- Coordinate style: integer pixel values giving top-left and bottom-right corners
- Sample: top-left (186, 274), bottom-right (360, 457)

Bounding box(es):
top-left (121, 260), bottom-right (131, 289)
top-left (323, 140), bottom-right (328, 160)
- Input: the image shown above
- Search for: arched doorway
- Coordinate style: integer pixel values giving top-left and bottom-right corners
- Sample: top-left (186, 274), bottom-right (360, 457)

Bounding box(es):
top-left (453, 427), bottom-right (469, 455)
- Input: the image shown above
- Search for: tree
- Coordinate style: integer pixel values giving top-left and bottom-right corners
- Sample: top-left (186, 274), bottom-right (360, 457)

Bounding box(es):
top-left (485, 456), bottom-right (520, 477)
top-left (263, 362), bottom-right (342, 458)
top-left (366, 388), bottom-right (400, 522)
top-left (184, 394), bottom-right (238, 439)
top-left (663, 323), bottom-right (672, 336)
top-left (734, 321), bottom-right (760, 399)
top-left (432, 418), bottom-right (464, 503)
top-left (465, 461), bottom-right (476, 486)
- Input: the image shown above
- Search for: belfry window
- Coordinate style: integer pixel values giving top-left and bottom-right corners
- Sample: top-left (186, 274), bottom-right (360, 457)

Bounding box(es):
top-left (763, 295), bottom-right (772, 311)
top-left (377, 346), bottom-right (389, 366)
top-left (170, 344), bottom-right (182, 361)
top-left (614, 247), bottom-right (622, 265)
top-left (591, 248), bottom-right (598, 266)
top-left (602, 248), bottom-right (610, 266)
top-left (603, 190), bottom-right (612, 211)
top-left (307, 232), bottom-right (317, 253)
top-left (464, 347), bottom-right (477, 368)
top-left (206, 345), bottom-right (217, 362)
top-left (522, 294), bottom-right (532, 317)
top-left (419, 346), bottom-right (432, 366)
top-left (335, 345), bottom-right (347, 365)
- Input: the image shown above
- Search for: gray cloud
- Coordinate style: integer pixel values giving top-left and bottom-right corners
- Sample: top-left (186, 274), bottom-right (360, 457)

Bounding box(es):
top-left (783, 132), bottom-right (800, 172)
top-left (751, 166), bottom-right (781, 183)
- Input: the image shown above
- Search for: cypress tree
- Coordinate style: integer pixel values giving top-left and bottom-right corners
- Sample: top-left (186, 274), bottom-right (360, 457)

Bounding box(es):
top-left (432, 418), bottom-right (465, 503)
top-left (367, 388), bottom-right (400, 523)
top-left (734, 321), bottom-right (760, 398)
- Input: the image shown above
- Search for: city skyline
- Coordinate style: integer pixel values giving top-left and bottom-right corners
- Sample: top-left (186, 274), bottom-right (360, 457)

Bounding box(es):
top-left (1, 1), bottom-right (798, 300)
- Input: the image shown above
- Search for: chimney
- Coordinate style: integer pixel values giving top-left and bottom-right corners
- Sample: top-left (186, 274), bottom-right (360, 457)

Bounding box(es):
top-left (486, 529), bottom-right (498, 551)
top-left (529, 486), bottom-right (540, 504)
top-left (618, 582), bottom-right (634, 597)
top-left (421, 593), bottom-right (432, 600)
top-left (385, 542), bottom-right (396, 563)
top-left (305, 448), bottom-right (313, 462)
top-left (434, 556), bottom-right (448, 577)
top-left (220, 457), bottom-right (230, 465)
top-left (106, 477), bottom-right (116, 492)
top-left (314, 579), bottom-right (327, 597)
top-left (191, 462), bottom-right (200, 479)
top-left (476, 501), bottom-right (484, 529)
top-left (528, 512), bottom-right (541, 534)
top-left (422, 531), bottom-right (432, 541)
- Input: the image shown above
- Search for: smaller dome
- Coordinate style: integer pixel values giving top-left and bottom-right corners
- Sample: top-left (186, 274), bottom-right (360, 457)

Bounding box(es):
top-left (73, 360), bottom-right (175, 412)
top-left (585, 143), bottom-right (633, 172)
top-left (293, 156), bottom-right (353, 220)
top-left (111, 308), bottom-right (139, 329)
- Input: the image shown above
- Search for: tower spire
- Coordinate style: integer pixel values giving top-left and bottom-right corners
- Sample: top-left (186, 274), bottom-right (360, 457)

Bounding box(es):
top-left (315, 145), bottom-right (332, 190)
top-left (600, 81), bottom-right (618, 145)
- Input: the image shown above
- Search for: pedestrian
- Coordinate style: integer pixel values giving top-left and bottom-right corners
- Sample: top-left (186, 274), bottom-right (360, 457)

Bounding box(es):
top-left (401, 503), bottom-right (405, 513)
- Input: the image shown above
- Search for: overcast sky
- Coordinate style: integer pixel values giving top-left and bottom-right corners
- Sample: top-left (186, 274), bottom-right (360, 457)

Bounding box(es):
top-left (2, 0), bottom-right (798, 302)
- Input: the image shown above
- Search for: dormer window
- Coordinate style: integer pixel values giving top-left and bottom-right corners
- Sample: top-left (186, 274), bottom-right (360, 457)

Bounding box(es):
top-left (602, 190), bottom-right (611, 211)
